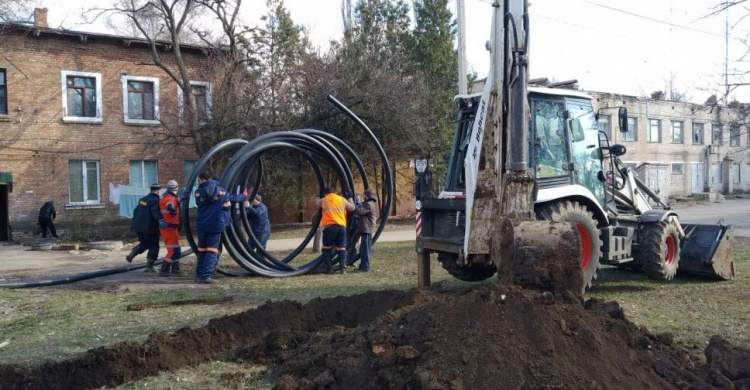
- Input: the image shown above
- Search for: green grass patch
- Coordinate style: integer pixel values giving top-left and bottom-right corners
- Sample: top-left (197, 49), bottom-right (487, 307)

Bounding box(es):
top-left (1, 237), bottom-right (748, 374)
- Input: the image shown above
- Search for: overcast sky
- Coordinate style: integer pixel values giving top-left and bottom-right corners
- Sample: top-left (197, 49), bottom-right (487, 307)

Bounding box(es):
top-left (36, 0), bottom-right (747, 104)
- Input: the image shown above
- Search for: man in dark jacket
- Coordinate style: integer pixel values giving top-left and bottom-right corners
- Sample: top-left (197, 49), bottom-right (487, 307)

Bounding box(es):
top-left (126, 184), bottom-right (164, 272)
top-left (194, 171), bottom-right (246, 284)
top-left (38, 200), bottom-right (59, 239)
top-left (246, 194), bottom-right (270, 249)
top-left (353, 189), bottom-right (377, 272)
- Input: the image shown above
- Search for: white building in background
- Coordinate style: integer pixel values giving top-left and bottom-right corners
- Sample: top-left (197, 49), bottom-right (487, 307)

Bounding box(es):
top-left (590, 90), bottom-right (750, 198)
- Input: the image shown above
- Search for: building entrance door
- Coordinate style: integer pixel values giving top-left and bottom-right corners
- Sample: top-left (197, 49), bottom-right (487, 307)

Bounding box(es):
top-left (691, 163), bottom-right (704, 193)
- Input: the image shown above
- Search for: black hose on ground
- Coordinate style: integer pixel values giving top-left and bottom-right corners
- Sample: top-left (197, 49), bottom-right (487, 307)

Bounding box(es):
top-left (0, 250), bottom-right (194, 289)
top-left (182, 95), bottom-right (393, 277)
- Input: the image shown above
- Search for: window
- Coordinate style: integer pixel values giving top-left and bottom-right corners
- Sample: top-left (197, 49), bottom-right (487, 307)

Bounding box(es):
top-left (671, 121), bottom-right (683, 143)
top-left (122, 76), bottom-right (160, 124)
top-left (178, 81), bottom-right (211, 124)
top-left (730, 126), bottom-right (741, 146)
top-left (0, 69), bottom-right (7, 115)
top-left (647, 119), bottom-right (661, 142)
top-left (597, 114), bottom-right (611, 139)
top-left (68, 160), bottom-right (100, 204)
top-left (129, 160), bottom-right (158, 187)
top-left (623, 117), bottom-right (637, 141)
top-left (671, 163), bottom-right (684, 175)
top-left (61, 71), bottom-right (102, 123)
top-left (712, 124), bottom-right (723, 146)
top-left (733, 162), bottom-right (740, 183)
top-left (184, 160), bottom-right (199, 187)
top-left (692, 123), bottom-right (704, 144)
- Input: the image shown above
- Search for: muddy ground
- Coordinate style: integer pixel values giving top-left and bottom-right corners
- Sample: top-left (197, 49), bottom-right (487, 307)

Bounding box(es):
top-left (1, 282), bottom-right (748, 390)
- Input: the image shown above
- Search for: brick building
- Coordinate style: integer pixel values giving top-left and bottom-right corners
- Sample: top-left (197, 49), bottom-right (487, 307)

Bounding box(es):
top-left (0, 9), bottom-right (210, 240)
top-left (591, 90), bottom-right (750, 198)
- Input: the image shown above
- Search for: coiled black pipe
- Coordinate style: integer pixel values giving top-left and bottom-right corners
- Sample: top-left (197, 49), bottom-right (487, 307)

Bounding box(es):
top-left (0, 96), bottom-right (392, 287)
top-left (182, 95), bottom-right (393, 277)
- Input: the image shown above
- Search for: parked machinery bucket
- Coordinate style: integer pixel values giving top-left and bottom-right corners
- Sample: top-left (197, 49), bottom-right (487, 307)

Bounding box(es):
top-left (679, 223), bottom-right (735, 280)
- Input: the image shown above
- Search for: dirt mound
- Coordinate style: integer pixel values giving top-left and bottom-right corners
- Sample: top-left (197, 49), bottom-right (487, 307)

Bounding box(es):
top-left (1, 284), bottom-right (748, 390)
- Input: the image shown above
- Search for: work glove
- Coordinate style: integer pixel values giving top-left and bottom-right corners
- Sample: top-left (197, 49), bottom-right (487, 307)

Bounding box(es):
top-left (159, 219), bottom-right (168, 229)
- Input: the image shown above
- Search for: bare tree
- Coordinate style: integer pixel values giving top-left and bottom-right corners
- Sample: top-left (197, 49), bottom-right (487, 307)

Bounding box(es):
top-left (0, 0), bottom-right (35, 23)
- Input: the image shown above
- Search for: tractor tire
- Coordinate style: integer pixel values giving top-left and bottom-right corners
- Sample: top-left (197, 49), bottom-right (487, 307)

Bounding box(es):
top-left (536, 201), bottom-right (602, 292)
top-left (639, 220), bottom-right (681, 280)
top-left (437, 252), bottom-right (496, 282)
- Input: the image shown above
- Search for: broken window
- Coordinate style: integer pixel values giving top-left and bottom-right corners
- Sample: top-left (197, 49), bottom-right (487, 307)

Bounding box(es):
top-left (712, 124), bottom-right (723, 146)
top-left (692, 123), bottom-right (704, 144)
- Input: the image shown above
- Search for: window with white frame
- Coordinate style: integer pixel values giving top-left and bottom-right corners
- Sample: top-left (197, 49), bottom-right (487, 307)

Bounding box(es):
top-left (692, 123), bottom-right (704, 144)
top-left (129, 160), bottom-right (158, 187)
top-left (122, 75), bottom-right (160, 124)
top-left (68, 160), bottom-right (100, 204)
top-left (647, 119), bottom-right (661, 142)
top-left (671, 162), bottom-right (684, 174)
top-left (730, 125), bottom-right (741, 146)
top-left (712, 124), bottom-right (723, 146)
top-left (597, 114), bottom-right (611, 139)
top-left (671, 121), bottom-right (683, 143)
top-left (178, 81), bottom-right (211, 123)
top-left (61, 71), bottom-right (102, 122)
top-left (623, 117), bottom-right (637, 141)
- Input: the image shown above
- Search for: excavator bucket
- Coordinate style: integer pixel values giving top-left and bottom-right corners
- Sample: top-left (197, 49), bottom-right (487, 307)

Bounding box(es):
top-left (679, 223), bottom-right (735, 280)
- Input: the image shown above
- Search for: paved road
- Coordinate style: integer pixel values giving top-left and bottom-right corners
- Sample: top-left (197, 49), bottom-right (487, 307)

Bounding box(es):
top-left (2, 199), bottom-right (746, 276)
top-left (671, 198), bottom-right (750, 237)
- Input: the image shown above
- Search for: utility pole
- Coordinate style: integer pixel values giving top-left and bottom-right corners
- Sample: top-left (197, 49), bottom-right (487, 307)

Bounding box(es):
top-left (457, 0), bottom-right (467, 94)
top-left (725, 6), bottom-right (729, 100)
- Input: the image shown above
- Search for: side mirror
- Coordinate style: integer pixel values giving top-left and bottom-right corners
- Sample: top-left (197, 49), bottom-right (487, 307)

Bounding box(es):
top-left (609, 144), bottom-right (627, 156)
top-left (618, 107), bottom-right (628, 133)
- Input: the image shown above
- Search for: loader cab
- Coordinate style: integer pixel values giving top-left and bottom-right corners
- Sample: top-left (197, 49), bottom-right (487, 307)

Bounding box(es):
top-left (529, 88), bottom-right (605, 208)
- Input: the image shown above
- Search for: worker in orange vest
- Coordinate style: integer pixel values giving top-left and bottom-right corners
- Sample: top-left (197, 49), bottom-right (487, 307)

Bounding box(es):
top-left (316, 187), bottom-right (355, 274)
top-left (158, 180), bottom-right (181, 276)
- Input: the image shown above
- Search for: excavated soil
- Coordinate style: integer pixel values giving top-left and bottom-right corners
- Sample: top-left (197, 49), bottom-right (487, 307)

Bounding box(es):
top-left (1, 283), bottom-right (749, 390)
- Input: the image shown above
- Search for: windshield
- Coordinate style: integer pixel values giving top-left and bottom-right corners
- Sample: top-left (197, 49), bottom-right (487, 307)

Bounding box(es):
top-left (567, 101), bottom-right (605, 207)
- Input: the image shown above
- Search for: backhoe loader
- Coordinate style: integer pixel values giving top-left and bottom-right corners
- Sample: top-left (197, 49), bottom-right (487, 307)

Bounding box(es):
top-left (414, 0), bottom-right (734, 292)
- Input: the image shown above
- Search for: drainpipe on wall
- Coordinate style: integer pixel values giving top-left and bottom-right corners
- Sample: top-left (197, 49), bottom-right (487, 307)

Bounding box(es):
top-left (704, 146), bottom-right (711, 192)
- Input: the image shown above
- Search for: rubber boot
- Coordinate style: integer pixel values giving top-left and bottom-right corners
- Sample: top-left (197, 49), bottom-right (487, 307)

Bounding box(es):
top-left (158, 262), bottom-right (171, 277)
top-left (125, 246), bottom-right (139, 263)
top-left (171, 261), bottom-right (181, 275)
top-left (144, 257), bottom-right (157, 273)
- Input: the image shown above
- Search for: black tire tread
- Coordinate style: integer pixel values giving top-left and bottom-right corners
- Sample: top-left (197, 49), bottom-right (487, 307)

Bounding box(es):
top-left (640, 221), bottom-right (680, 280)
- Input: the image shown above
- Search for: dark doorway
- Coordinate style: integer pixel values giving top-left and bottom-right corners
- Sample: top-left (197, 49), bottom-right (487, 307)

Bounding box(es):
top-left (0, 184), bottom-right (9, 241)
